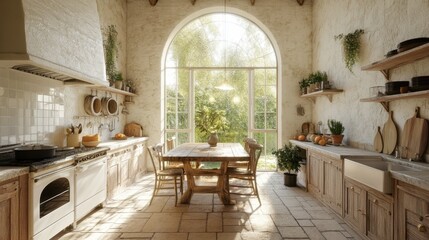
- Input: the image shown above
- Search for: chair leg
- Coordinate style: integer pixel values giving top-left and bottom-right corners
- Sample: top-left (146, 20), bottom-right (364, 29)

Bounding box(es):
top-left (174, 176), bottom-right (178, 206)
top-left (253, 177), bottom-right (261, 204)
top-left (150, 177), bottom-right (158, 205)
top-left (180, 174), bottom-right (183, 194)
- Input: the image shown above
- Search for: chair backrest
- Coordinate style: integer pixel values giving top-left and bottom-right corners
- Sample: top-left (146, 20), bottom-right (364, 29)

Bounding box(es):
top-left (243, 137), bottom-right (257, 153)
top-left (166, 136), bottom-right (176, 151)
top-left (147, 143), bottom-right (165, 173)
top-left (248, 142), bottom-right (263, 174)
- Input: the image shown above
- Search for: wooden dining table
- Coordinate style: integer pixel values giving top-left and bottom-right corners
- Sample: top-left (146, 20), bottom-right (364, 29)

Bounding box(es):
top-left (162, 142), bottom-right (249, 205)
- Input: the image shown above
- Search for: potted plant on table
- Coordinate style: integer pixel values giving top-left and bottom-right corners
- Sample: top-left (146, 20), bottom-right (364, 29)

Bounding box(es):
top-left (195, 106), bottom-right (229, 147)
top-left (328, 119), bottom-right (345, 145)
top-left (113, 72), bottom-right (123, 89)
top-left (272, 143), bottom-right (301, 187)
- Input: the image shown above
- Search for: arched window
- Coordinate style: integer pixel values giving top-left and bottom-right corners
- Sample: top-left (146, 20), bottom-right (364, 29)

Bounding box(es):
top-left (164, 12), bottom-right (278, 171)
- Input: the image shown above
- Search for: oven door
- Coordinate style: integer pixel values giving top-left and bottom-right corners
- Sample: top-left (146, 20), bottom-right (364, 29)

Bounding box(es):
top-left (30, 165), bottom-right (75, 239)
top-left (75, 156), bottom-right (107, 221)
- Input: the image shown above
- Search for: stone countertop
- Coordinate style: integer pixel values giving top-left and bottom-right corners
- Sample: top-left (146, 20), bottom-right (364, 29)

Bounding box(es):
top-left (0, 167), bottom-right (29, 183)
top-left (98, 137), bottom-right (149, 152)
top-left (290, 139), bottom-right (429, 192)
top-left (289, 140), bottom-right (381, 159)
top-left (391, 170), bottom-right (429, 192)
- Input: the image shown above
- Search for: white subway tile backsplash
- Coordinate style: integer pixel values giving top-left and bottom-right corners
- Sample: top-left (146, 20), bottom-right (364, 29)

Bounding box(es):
top-left (0, 68), bottom-right (65, 145)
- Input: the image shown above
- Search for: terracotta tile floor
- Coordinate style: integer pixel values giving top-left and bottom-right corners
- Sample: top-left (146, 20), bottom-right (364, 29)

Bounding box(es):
top-left (55, 172), bottom-right (362, 240)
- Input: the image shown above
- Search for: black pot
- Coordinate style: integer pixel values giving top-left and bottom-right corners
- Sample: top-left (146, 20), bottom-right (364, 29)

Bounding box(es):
top-left (385, 81), bottom-right (409, 95)
top-left (284, 172), bottom-right (297, 187)
top-left (14, 145), bottom-right (57, 161)
top-left (397, 38), bottom-right (429, 53)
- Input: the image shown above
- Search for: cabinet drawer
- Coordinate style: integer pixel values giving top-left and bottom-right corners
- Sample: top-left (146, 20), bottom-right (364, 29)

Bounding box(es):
top-left (406, 210), bottom-right (429, 240)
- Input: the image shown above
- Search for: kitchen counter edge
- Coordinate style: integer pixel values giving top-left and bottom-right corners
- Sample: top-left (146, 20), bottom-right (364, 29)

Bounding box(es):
top-left (99, 137), bottom-right (149, 151)
top-left (0, 166), bottom-right (29, 183)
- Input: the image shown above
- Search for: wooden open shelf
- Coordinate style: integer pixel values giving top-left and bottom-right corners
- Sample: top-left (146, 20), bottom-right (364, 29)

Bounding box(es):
top-left (361, 43), bottom-right (429, 80)
top-left (301, 89), bottom-right (343, 103)
top-left (360, 89), bottom-right (429, 111)
top-left (93, 86), bottom-right (137, 97)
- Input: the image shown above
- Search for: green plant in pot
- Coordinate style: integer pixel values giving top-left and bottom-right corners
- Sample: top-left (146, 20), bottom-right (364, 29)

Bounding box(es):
top-left (308, 71), bottom-right (328, 91)
top-left (195, 106), bottom-right (229, 147)
top-left (113, 72), bottom-right (123, 89)
top-left (328, 119), bottom-right (345, 145)
top-left (299, 78), bottom-right (309, 95)
top-left (272, 143), bottom-right (301, 187)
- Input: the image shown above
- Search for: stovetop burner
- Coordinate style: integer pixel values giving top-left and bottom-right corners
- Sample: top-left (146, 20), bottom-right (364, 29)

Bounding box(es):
top-left (0, 146), bottom-right (108, 171)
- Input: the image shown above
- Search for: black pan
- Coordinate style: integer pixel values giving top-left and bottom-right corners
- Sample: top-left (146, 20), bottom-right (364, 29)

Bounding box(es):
top-left (14, 145), bottom-right (57, 161)
top-left (397, 38), bottom-right (429, 53)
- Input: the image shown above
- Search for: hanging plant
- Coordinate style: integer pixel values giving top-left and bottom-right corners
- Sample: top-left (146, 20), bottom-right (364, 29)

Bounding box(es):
top-left (335, 29), bottom-right (364, 72)
top-left (103, 25), bottom-right (119, 85)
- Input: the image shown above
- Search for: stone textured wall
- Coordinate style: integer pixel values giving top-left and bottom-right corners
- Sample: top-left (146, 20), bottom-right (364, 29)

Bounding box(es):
top-left (312, 0), bottom-right (429, 159)
top-left (126, 0), bottom-right (313, 147)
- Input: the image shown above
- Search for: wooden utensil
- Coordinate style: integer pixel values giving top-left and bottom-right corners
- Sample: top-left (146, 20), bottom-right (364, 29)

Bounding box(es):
top-left (373, 126), bottom-right (383, 153)
top-left (400, 107), bottom-right (428, 159)
top-left (382, 111), bottom-right (397, 154)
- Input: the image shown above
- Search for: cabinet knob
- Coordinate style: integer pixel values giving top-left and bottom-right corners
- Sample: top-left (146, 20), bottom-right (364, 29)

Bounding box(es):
top-left (351, 186), bottom-right (354, 190)
top-left (417, 224), bottom-right (426, 232)
top-left (329, 161), bottom-right (333, 164)
top-left (373, 199), bottom-right (378, 204)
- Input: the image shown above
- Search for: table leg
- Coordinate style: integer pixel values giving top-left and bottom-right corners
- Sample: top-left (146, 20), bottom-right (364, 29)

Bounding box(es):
top-left (218, 162), bottom-right (232, 205)
top-left (180, 161), bottom-right (194, 204)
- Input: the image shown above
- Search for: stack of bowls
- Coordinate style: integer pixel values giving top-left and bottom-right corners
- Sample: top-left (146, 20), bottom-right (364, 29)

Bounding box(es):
top-left (411, 76), bottom-right (429, 92)
top-left (385, 81), bottom-right (409, 95)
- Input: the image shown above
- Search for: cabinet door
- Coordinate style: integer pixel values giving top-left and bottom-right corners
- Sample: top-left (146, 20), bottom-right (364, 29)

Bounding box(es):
top-left (344, 178), bottom-right (366, 232)
top-left (137, 143), bottom-right (147, 174)
top-left (323, 157), bottom-right (343, 215)
top-left (367, 192), bottom-right (393, 240)
top-left (107, 156), bottom-right (120, 199)
top-left (0, 180), bottom-right (19, 240)
top-left (308, 151), bottom-right (323, 197)
top-left (396, 183), bottom-right (429, 240)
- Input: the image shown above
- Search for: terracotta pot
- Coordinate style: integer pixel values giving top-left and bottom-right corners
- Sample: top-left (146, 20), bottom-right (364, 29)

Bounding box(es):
top-left (208, 133), bottom-right (218, 147)
top-left (331, 134), bottom-right (344, 146)
top-left (284, 172), bottom-right (297, 187)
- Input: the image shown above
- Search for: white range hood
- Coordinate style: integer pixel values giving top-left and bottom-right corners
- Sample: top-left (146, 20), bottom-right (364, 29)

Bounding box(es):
top-left (0, 0), bottom-right (107, 86)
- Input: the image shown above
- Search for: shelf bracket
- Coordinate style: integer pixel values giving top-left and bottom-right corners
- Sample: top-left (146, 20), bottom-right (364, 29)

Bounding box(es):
top-left (380, 102), bottom-right (389, 112)
top-left (326, 95), bottom-right (333, 103)
top-left (297, 0), bottom-right (305, 5)
top-left (380, 69), bottom-right (390, 80)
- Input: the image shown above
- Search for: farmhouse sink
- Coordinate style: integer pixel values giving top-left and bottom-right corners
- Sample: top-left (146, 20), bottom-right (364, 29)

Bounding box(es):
top-left (344, 156), bottom-right (418, 194)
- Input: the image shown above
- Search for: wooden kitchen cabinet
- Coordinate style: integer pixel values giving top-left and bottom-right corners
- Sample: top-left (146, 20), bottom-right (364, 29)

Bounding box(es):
top-left (307, 151), bottom-right (323, 197)
top-left (106, 141), bottom-right (148, 200)
top-left (322, 155), bottom-right (343, 214)
top-left (396, 181), bottom-right (429, 240)
top-left (344, 177), bottom-right (393, 240)
top-left (0, 174), bottom-right (28, 240)
top-left (307, 150), bottom-right (343, 215)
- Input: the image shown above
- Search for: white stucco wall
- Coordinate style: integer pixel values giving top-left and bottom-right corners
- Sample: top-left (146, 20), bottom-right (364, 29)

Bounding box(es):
top-left (312, 0), bottom-right (429, 160)
top-left (126, 0), bottom-right (313, 147)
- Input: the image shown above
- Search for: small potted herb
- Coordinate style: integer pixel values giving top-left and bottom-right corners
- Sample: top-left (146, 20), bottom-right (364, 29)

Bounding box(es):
top-left (273, 143), bottom-right (301, 187)
top-left (299, 79), bottom-right (309, 95)
top-left (113, 72), bottom-right (123, 89)
top-left (328, 119), bottom-right (345, 145)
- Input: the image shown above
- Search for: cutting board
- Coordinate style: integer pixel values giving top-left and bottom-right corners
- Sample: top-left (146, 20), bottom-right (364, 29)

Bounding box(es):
top-left (400, 107), bottom-right (428, 159)
top-left (373, 126), bottom-right (383, 153)
top-left (382, 111), bottom-right (397, 154)
top-left (124, 122), bottom-right (143, 137)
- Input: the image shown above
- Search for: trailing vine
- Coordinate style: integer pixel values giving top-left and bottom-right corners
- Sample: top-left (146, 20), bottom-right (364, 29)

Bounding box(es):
top-left (103, 25), bottom-right (119, 84)
top-left (335, 29), bottom-right (364, 72)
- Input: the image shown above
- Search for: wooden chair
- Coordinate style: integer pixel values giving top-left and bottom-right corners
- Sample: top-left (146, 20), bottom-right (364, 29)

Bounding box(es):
top-left (226, 142), bottom-right (263, 203)
top-left (147, 143), bottom-right (183, 206)
top-left (228, 137), bottom-right (257, 169)
top-left (165, 137), bottom-right (185, 170)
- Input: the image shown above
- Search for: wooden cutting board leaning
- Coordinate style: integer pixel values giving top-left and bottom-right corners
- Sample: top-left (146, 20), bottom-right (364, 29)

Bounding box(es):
top-left (400, 107), bottom-right (428, 160)
top-left (382, 111), bottom-right (398, 155)
top-left (124, 122), bottom-right (144, 137)
top-left (373, 126), bottom-right (383, 153)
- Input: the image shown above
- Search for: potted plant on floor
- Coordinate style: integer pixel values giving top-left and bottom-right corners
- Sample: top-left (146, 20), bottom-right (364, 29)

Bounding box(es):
top-left (328, 119), bottom-right (345, 145)
top-left (195, 106), bottom-right (229, 147)
top-left (273, 143), bottom-right (301, 187)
